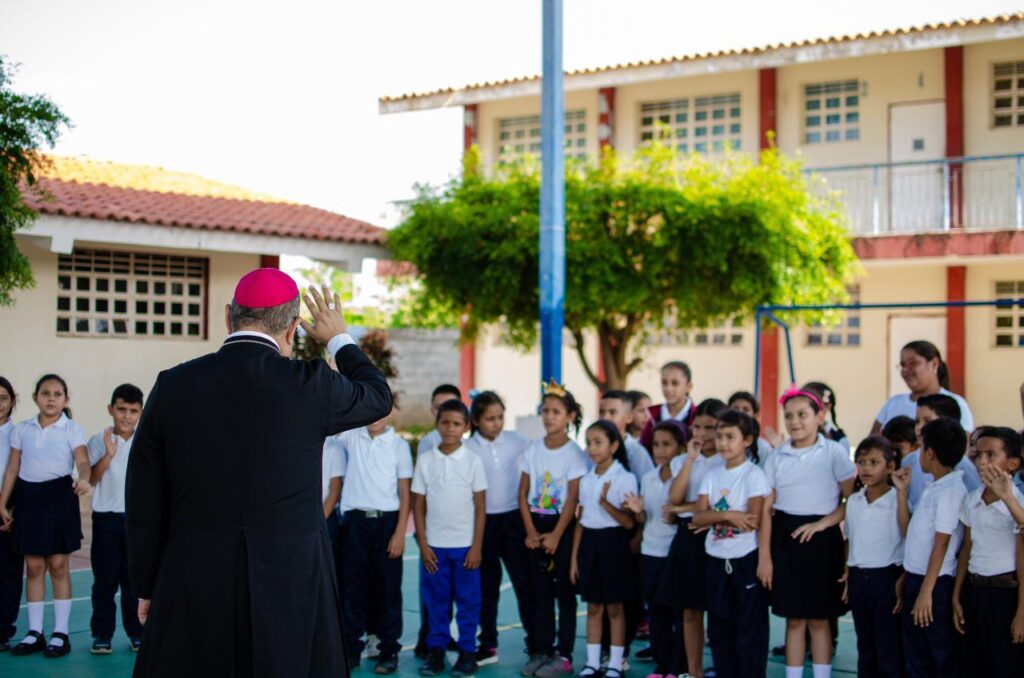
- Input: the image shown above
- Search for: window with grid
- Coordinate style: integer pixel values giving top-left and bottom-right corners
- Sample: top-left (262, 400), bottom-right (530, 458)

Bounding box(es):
top-left (992, 62), bottom-right (1024, 128)
top-left (497, 110), bottom-right (587, 163)
top-left (806, 286), bottom-right (861, 347)
top-left (645, 317), bottom-right (744, 347)
top-left (638, 93), bottom-right (741, 154)
top-left (803, 80), bottom-right (860, 144)
top-left (994, 281), bottom-right (1024, 347)
top-left (56, 249), bottom-right (207, 339)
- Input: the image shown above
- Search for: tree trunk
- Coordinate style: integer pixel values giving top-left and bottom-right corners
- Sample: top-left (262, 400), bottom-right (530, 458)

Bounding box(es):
top-left (571, 320), bottom-right (642, 391)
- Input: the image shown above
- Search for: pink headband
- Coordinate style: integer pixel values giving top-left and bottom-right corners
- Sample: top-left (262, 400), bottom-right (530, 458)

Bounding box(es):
top-left (779, 386), bottom-right (823, 411)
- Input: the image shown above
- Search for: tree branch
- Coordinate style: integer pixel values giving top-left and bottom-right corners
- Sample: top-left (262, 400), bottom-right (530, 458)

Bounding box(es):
top-left (571, 328), bottom-right (603, 390)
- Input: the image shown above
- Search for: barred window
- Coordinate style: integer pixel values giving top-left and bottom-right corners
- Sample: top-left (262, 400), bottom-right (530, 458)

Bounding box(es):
top-left (803, 80), bottom-right (860, 144)
top-left (992, 62), bottom-right (1024, 128)
top-left (639, 93), bottom-right (741, 154)
top-left (56, 249), bottom-right (207, 339)
top-left (806, 285), bottom-right (861, 347)
top-left (497, 109), bottom-right (587, 163)
top-left (645, 317), bottom-right (744, 347)
top-left (994, 281), bottom-right (1024, 347)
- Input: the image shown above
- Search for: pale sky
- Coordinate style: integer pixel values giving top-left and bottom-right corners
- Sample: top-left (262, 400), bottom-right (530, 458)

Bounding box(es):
top-left (2, 0), bottom-right (1021, 228)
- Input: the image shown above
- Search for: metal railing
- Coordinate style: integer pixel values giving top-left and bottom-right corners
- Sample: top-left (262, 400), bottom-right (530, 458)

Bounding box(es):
top-left (807, 153), bottom-right (1024, 236)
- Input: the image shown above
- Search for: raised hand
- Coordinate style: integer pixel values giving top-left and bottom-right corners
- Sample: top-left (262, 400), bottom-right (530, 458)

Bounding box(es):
top-left (299, 285), bottom-right (348, 345)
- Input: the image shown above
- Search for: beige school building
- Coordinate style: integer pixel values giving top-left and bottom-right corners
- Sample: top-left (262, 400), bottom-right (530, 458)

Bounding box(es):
top-left (382, 13), bottom-right (1024, 438)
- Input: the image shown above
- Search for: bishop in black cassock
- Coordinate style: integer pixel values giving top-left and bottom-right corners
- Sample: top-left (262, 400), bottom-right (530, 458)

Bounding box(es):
top-left (126, 270), bottom-right (392, 677)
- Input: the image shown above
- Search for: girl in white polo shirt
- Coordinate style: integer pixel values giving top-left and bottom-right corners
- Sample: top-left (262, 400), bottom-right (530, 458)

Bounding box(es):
top-left (843, 436), bottom-right (907, 678)
top-left (758, 388), bottom-right (856, 678)
top-left (0, 376), bottom-right (20, 652)
top-left (571, 420), bottom-right (638, 678)
top-left (952, 426), bottom-right (1024, 676)
top-left (0, 374), bottom-right (91, 658)
top-left (692, 409), bottom-right (769, 678)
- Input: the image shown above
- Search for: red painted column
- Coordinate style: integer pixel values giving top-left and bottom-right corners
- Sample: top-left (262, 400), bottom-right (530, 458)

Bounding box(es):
top-left (945, 47), bottom-right (964, 228)
top-left (596, 88), bottom-right (616, 400)
top-left (946, 266), bottom-right (966, 396)
top-left (757, 68), bottom-right (781, 429)
top-left (460, 105), bottom-right (479, 401)
top-left (260, 255), bottom-right (280, 269)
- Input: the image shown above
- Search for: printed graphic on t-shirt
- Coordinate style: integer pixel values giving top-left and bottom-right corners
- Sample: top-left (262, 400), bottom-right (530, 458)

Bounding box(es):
top-left (531, 471), bottom-right (564, 514)
top-left (711, 494), bottom-right (736, 540)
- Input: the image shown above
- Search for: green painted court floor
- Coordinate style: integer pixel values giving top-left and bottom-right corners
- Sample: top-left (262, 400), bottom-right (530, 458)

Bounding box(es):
top-left (0, 539), bottom-right (860, 677)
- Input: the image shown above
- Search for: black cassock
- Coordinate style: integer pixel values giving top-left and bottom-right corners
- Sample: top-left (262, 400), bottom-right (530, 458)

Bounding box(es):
top-left (126, 334), bottom-right (392, 678)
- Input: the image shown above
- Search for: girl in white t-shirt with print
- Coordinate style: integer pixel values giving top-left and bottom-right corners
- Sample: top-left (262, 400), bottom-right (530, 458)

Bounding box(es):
top-left (692, 409), bottom-right (770, 678)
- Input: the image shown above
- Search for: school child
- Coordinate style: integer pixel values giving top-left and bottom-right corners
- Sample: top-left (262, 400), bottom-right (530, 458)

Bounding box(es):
top-left (843, 437), bottom-right (907, 678)
top-left (322, 428), bottom-right (347, 648)
top-left (660, 397), bottom-right (726, 678)
top-left (758, 387), bottom-right (855, 678)
top-left (899, 416), bottom-right (968, 677)
top-left (0, 374), bottom-right (91, 658)
top-left (903, 394), bottom-right (981, 508)
top-left (413, 399), bottom-right (487, 677)
top-left (639, 362), bottom-right (695, 453)
top-left (727, 391), bottom-right (775, 463)
top-left (87, 384), bottom-right (145, 654)
top-left (337, 405), bottom-right (412, 674)
top-left (418, 384), bottom-right (463, 454)
top-left (623, 420), bottom-right (685, 678)
top-left (599, 390), bottom-right (655, 480)
top-left (0, 376), bottom-right (20, 652)
top-left (518, 383), bottom-right (588, 678)
top-left (691, 409), bottom-right (769, 678)
top-left (627, 391), bottom-right (652, 439)
top-left (571, 420), bottom-right (638, 678)
top-left (881, 415), bottom-right (918, 458)
top-left (802, 382), bottom-right (850, 453)
top-left (465, 390), bottom-right (534, 666)
top-left (952, 426), bottom-right (1024, 677)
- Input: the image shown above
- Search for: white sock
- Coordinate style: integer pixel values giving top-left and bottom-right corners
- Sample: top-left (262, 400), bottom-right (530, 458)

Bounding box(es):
top-left (786, 667), bottom-right (804, 678)
top-left (586, 643), bottom-right (601, 669)
top-left (608, 645), bottom-right (625, 671)
top-left (812, 664), bottom-right (832, 678)
top-left (25, 601), bottom-right (44, 636)
top-left (53, 598), bottom-right (72, 636)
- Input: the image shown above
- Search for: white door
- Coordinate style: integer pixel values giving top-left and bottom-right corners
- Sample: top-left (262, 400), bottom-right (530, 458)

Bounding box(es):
top-left (888, 102), bottom-right (946, 232)
top-left (887, 315), bottom-right (947, 397)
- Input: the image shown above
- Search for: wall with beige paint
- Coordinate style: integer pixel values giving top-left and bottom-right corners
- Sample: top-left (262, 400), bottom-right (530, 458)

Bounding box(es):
top-left (964, 38), bottom-right (1024, 156)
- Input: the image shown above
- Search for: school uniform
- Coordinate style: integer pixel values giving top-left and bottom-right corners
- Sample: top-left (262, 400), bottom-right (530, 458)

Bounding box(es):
top-left (521, 438), bottom-right (589, 658)
top-left (764, 435), bottom-right (854, 620)
top-left (875, 388), bottom-right (975, 431)
top-left (638, 399), bottom-right (694, 452)
top-left (418, 428), bottom-right (441, 454)
top-left (903, 449), bottom-right (981, 510)
top-left (466, 429), bottom-right (535, 654)
top-left (322, 434), bottom-right (346, 601)
top-left (624, 435), bottom-right (655, 481)
top-left (845, 487), bottom-right (904, 678)
top-left (657, 452), bottom-right (724, 613)
top-left (755, 438), bottom-right (774, 468)
top-left (0, 420), bottom-right (21, 644)
top-left (901, 469), bottom-right (968, 678)
top-left (639, 466), bottom-right (683, 675)
top-left (9, 415), bottom-right (87, 555)
top-left (87, 430), bottom-right (144, 643)
top-left (823, 421), bottom-right (850, 454)
top-left (959, 484), bottom-right (1024, 677)
top-left (412, 445), bottom-right (488, 654)
top-left (575, 461), bottom-right (638, 603)
top-left (700, 460), bottom-right (771, 678)
top-left (338, 426), bottom-right (413, 659)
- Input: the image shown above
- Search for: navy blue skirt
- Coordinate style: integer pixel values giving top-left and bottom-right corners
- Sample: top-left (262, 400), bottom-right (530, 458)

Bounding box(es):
top-left (576, 526), bottom-right (637, 603)
top-left (14, 476), bottom-right (82, 556)
top-left (656, 516), bottom-right (707, 612)
top-left (769, 510), bottom-right (847, 619)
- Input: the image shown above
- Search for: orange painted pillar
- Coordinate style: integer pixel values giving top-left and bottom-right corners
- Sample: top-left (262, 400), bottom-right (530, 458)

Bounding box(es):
top-left (460, 105), bottom-right (479, 401)
top-left (758, 68), bottom-right (780, 429)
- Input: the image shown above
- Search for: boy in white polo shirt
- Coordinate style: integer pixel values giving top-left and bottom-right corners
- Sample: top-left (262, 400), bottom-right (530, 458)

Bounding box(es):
top-left (337, 405), bottom-right (412, 674)
top-left (87, 384), bottom-right (145, 654)
top-left (413, 399), bottom-right (487, 678)
top-left (901, 417), bottom-right (969, 678)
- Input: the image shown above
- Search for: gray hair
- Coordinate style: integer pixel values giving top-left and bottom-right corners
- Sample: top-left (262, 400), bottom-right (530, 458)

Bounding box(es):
top-left (228, 296), bottom-right (301, 335)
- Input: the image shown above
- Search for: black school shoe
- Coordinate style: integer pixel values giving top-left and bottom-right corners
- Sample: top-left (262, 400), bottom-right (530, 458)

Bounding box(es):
top-left (44, 632), bottom-right (71, 658)
top-left (419, 649), bottom-right (446, 676)
top-left (451, 651), bottom-right (478, 677)
top-left (375, 653), bottom-right (399, 675)
top-left (91, 638), bottom-right (113, 654)
top-left (10, 631), bottom-right (46, 656)
top-left (130, 636), bottom-right (142, 652)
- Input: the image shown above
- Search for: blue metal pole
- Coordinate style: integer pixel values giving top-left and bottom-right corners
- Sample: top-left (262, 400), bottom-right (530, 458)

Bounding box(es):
top-left (539, 0), bottom-right (565, 384)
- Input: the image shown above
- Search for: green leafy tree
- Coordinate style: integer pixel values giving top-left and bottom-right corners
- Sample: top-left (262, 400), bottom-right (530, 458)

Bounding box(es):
top-left (388, 142), bottom-right (861, 390)
top-left (0, 56), bottom-right (70, 306)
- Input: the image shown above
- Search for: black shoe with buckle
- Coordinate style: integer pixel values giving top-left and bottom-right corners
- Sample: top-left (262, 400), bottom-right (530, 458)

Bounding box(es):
top-left (419, 648), bottom-right (446, 676)
top-left (451, 651), bottom-right (478, 677)
top-left (44, 632), bottom-right (71, 658)
top-left (375, 653), bottom-right (399, 674)
top-left (11, 631), bottom-right (46, 656)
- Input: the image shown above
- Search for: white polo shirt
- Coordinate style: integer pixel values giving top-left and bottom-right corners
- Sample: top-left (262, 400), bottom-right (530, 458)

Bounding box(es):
top-left (670, 452), bottom-right (725, 518)
top-left (960, 485), bottom-right (1024, 576)
top-left (845, 487), bottom-right (903, 568)
top-left (520, 439), bottom-right (589, 515)
top-left (578, 460), bottom-right (638, 530)
top-left (321, 435), bottom-right (347, 504)
top-left (660, 399), bottom-right (693, 424)
top-left (10, 415), bottom-right (88, 483)
top-left (875, 388), bottom-right (974, 431)
top-left (903, 469), bottom-right (967, 577)
top-left (338, 427), bottom-right (413, 512)
top-left (764, 435), bottom-right (856, 516)
top-left (418, 429), bottom-right (441, 454)
top-left (903, 450), bottom-right (981, 510)
top-left (699, 460), bottom-right (770, 560)
top-left (411, 445), bottom-right (488, 548)
top-left (625, 435), bottom-right (655, 481)
top-left (639, 466), bottom-right (677, 557)
top-left (0, 420), bottom-right (12, 477)
top-left (466, 430), bottom-right (530, 514)
top-left (87, 431), bottom-right (134, 513)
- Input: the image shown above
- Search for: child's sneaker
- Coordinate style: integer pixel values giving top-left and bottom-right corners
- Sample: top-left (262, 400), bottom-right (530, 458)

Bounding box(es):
top-left (475, 646), bottom-right (499, 666)
top-left (644, 674), bottom-right (664, 678)
top-left (420, 649), bottom-right (446, 676)
top-left (535, 655), bottom-right (573, 678)
top-left (90, 638), bottom-right (113, 655)
top-left (522, 654), bottom-right (551, 676)
top-left (129, 636), bottom-right (142, 652)
top-left (365, 634), bottom-right (381, 659)
top-left (451, 651), bottom-right (478, 677)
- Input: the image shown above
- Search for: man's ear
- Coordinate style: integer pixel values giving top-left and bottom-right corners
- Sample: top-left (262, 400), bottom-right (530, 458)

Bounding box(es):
top-left (284, 316), bottom-right (302, 347)
top-left (224, 305), bottom-right (232, 334)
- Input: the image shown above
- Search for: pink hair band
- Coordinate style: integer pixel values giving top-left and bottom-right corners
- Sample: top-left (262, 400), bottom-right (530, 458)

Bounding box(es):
top-left (778, 386), bottom-right (823, 410)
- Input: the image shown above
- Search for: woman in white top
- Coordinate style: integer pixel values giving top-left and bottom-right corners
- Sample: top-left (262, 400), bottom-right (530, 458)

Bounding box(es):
top-left (870, 340), bottom-right (974, 435)
top-left (0, 376), bottom-right (19, 652)
top-left (0, 375), bottom-right (92, 658)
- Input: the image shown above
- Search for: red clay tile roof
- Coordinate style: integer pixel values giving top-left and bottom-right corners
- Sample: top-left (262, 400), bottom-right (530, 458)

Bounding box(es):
top-left (22, 155), bottom-right (385, 245)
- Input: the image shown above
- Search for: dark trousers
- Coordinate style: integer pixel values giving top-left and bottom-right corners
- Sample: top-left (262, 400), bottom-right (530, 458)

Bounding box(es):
top-left (341, 510), bottom-right (403, 656)
top-left (848, 565), bottom-right (903, 678)
top-left (90, 512), bottom-right (142, 640)
top-left (643, 555), bottom-right (683, 675)
top-left (479, 510), bottom-right (534, 652)
top-left (902, 573), bottom-right (959, 678)
top-left (704, 551), bottom-right (769, 678)
top-left (421, 546), bottom-right (481, 653)
top-left (527, 513), bottom-right (577, 658)
top-left (0, 528), bottom-right (22, 642)
top-left (961, 575), bottom-right (1024, 678)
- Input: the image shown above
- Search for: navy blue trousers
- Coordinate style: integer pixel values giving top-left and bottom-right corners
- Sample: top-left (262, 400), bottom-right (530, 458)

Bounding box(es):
top-left (527, 513), bottom-right (577, 658)
top-left (421, 546), bottom-right (481, 653)
top-left (961, 576), bottom-right (1024, 678)
top-left (704, 550), bottom-right (769, 678)
top-left (643, 555), bottom-right (683, 675)
top-left (90, 512), bottom-right (142, 641)
top-left (848, 565), bottom-right (903, 678)
top-left (341, 511), bottom-right (403, 656)
top-left (902, 573), bottom-right (959, 678)
top-left (0, 527), bottom-right (22, 642)
top-left (479, 510), bottom-right (534, 652)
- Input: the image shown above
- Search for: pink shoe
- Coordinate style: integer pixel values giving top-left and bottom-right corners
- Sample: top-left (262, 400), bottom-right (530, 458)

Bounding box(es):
top-left (645, 674), bottom-right (665, 678)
